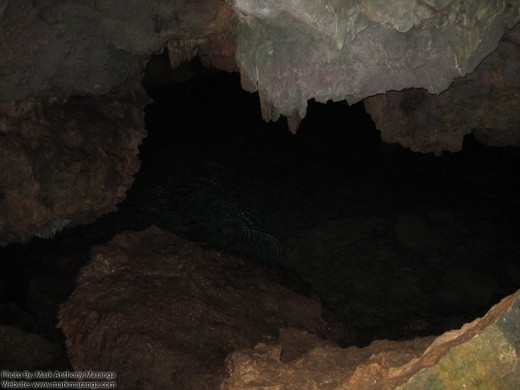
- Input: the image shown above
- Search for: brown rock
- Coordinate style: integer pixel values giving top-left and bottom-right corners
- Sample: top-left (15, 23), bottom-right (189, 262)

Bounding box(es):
top-left (0, 79), bottom-right (147, 246)
top-left (58, 227), bottom-right (343, 389)
top-left (222, 289), bottom-right (520, 389)
top-left (0, 0), bottom-right (233, 101)
top-left (364, 28), bottom-right (520, 154)
top-left (221, 335), bottom-right (434, 390)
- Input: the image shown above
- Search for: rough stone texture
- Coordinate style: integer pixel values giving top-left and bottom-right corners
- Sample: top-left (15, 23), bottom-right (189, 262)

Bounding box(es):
top-left (0, 79), bottom-right (146, 246)
top-left (221, 289), bottom-right (520, 389)
top-left (0, 325), bottom-right (62, 370)
top-left (58, 227), bottom-right (348, 390)
top-left (398, 289), bottom-right (520, 389)
top-left (1, 1), bottom-right (519, 243)
top-left (221, 335), bottom-right (436, 389)
top-left (229, 0), bottom-right (519, 123)
top-left (168, 5), bottom-right (238, 73)
top-left (0, 0), bottom-right (236, 246)
top-left (1, 0), bottom-right (519, 159)
top-left (0, 0), bottom-right (235, 101)
top-left (364, 25), bottom-right (520, 154)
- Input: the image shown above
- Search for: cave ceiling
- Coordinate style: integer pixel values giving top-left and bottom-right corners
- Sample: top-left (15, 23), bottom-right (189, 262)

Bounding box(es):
top-left (232, 1), bottom-right (518, 126)
top-left (0, 0), bottom-right (519, 245)
top-left (0, 1), bottom-right (518, 140)
top-left (0, 1), bottom-right (518, 123)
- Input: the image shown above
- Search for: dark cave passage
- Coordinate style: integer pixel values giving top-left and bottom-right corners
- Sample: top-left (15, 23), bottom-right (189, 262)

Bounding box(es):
top-left (1, 60), bottom-right (520, 368)
top-left (137, 65), bottom-right (520, 344)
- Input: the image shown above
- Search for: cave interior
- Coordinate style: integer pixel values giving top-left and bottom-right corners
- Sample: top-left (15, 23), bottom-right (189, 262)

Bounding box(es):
top-left (1, 52), bottom-right (520, 372)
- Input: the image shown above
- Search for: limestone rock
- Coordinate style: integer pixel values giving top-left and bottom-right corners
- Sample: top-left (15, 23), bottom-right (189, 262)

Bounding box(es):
top-left (58, 227), bottom-right (347, 389)
top-left (364, 25), bottom-right (520, 154)
top-left (221, 289), bottom-right (520, 389)
top-left (398, 289), bottom-right (520, 389)
top-left (229, 0), bottom-right (519, 124)
top-left (2, 0), bottom-right (519, 159)
top-left (0, 0), bottom-right (234, 101)
top-left (0, 0), bottom-right (237, 246)
top-left (0, 81), bottom-right (146, 246)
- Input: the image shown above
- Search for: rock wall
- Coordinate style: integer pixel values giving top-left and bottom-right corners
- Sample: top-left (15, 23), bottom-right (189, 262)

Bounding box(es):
top-left (58, 227), bottom-right (349, 389)
top-left (1, 0), bottom-right (519, 239)
top-left (0, 0), bottom-right (235, 245)
top-left (229, 0), bottom-right (519, 125)
top-left (0, 80), bottom-right (146, 246)
top-left (0, 0), bottom-right (235, 101)
top-left (222, 289), bottom-right (520, 389)
top-left (364, 25), bottom-right (520, 154)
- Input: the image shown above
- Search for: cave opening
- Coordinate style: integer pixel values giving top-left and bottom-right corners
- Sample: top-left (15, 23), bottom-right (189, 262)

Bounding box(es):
top-left (1, 56), bottom-right (520, 370)
top-left (137, 59), bottom-right (520, 346)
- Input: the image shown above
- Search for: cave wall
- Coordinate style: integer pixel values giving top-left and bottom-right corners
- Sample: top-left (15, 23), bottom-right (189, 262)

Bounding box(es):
top-left (230, 1), bottom-right (519, 125)
top-left (1, 0), bottom-right (520, 245)
top-left (364, 25), bottom-right (520, 154)
top-left (0, 0), bottom-right (236, 245)
top-left (0, 0), bottom-right (235, 101)
top-left (1, 2), bottom-right (520, 385)
top-left (0, 79), bottom-right (146, 245)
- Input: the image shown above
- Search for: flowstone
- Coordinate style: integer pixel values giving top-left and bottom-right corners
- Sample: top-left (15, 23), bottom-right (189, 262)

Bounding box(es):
top-left (229, 0), bottom-right (519, 125)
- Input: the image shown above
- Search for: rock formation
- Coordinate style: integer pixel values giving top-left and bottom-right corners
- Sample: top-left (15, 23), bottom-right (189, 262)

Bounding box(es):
top-left (58, 227), bottom-right (349, 389)
top-left (231, 0), bottom-right (519, 128)
top-left (0, 80), bottom-right (146, 245)
top-left (364, 25), bottom-right (520, 154)
top-left (1, 1), bottom-right (519, 244)
top-left (221, 289), bottom-right (520, 389)
top-left (0, 0), bottom-right (235, 244)
top-left (1, 1), bottom-right (520, 387)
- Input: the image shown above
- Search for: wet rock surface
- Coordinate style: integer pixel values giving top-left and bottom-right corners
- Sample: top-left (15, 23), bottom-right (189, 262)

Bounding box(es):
top-left (58, 227), bottom-right (347, 389)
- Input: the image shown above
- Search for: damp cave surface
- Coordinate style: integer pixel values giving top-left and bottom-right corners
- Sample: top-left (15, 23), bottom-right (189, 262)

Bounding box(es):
top-left (2, 63), bottom-right (520, 367)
